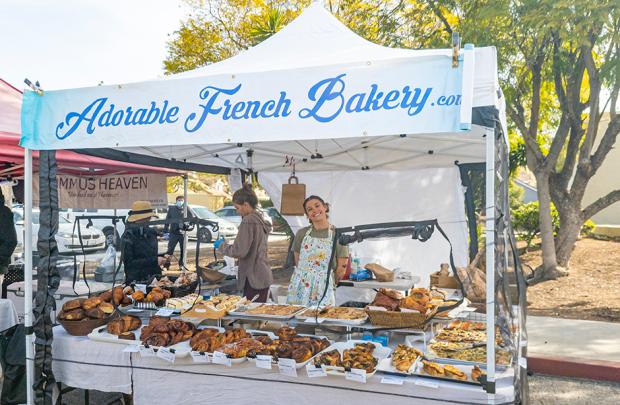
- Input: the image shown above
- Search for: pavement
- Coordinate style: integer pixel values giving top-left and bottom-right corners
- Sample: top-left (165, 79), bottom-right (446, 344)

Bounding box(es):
top-left (527, 316), bottom-right (620, 382)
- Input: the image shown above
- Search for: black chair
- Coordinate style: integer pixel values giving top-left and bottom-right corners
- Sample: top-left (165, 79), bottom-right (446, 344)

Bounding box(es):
top-left (1, 262), bottom-right (24, 299)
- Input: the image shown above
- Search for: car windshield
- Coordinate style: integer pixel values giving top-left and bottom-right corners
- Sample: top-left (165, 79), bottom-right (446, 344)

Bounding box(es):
top-left (192, 207), bottom-right (219, 219)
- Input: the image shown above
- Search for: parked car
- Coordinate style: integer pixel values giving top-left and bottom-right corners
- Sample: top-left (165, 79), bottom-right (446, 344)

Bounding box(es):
top-left (14, 208), bottom-right (106, 254)
top-left (214, 206), bottom-right (273, 228)
top-left (186, 205), bottom-right (238, 242)
top-left (60, 208), bottom-right (129, 248)
top-left (264, 207), bottom-right (292, 234)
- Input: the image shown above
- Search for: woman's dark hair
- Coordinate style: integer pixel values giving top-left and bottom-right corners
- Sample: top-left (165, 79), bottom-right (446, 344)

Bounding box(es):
top-left (303, 195), bottom-right (329, 215)
top-left (232, 183), bottom-right (258, 208)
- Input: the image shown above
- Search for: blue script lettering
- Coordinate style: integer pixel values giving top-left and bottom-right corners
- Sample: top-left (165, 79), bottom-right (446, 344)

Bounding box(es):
top-left (185, 85), bottom-right (291, 132)
top-left (298, 75), bottom-right (434, 123)
top-left (299, 74), bottom-right (346, 123)
top-left (55, 98), bottom-right (178, 139)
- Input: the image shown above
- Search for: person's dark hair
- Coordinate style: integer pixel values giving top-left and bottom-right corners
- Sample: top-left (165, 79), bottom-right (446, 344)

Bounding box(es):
top-left (303, 195), bottom-right (329, 216)
top-left (232, 183), bottom-right (258, 208)
top-left (176, 195), bottom-right (184, 201)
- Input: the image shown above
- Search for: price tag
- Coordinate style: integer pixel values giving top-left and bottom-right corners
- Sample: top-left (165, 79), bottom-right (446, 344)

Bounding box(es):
top-left (191, 351), bottom-right (211, 363)
top-left (139, 345), bottom-right (155, 358)
top-left (135, 284), bottom-right (147, 293)
top-left (381, 375), bottom-right (405, 385)
top-left (212, 351), bottom-right (232, 367)
top-left (415, 379), bottom-right (439, 389)
top-left (123, 345), bottom-right (140, 353)
top-left (306, 364), bottom-right (327, 378)
top-left (345, 368), bottom-right (367, 383)
top-left (255, 355), bottom-right (273, 370)
top-left (155, 308), bottom-right (175, 317)
top-left (278, 358), bottom-right (298, 377)
top-left (156, 347), bottom-right (176, 363)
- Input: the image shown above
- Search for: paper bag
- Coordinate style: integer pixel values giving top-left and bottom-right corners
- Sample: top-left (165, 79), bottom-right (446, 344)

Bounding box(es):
top-left (280, 175), bottom-right (306, 215)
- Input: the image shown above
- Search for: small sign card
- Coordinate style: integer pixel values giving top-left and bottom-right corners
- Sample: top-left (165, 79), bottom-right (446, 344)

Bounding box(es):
top-left (255, 355), bottom-right (273, 370)
top-left (345, 368), bottom-right (367, 383)
top-left (155, 308), bottom-right (175, 317)
top-left (139, 345), bottom-right (155, 358)
top-left (278, 358), bottom-right (298, 377)
top-left (156, 347), bottom-right (176, 363)
top-left (381, 375), bottom-right (405, 385)
top-left (305, 317), bottom-right (325, 324)
top-left (306, 364), bottom-right (327, 378)
top-left (415, 379), bottom-right (439, 389)
top-left (191, 351), bottom-right (211, 363)
top-left (212, 351), bottom-right (232, 367)
top-left (123, 345), bottom-right (140, 353)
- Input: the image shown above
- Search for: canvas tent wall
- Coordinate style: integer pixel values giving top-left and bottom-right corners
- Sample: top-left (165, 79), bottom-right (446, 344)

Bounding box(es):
top-left (18, 2), bottom-right (525, 404)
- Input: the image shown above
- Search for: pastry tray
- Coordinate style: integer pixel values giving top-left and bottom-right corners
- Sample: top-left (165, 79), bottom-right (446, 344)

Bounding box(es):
top-left (228, 303), bottom-right (306, 320)
top-left (190, 329), bottom-right (277, 365)
top-left (412, 360), bottom-right (484, 386)
top-left (294, 307), bottom-right (368, 326)
top-left (247, 333), bottom-right (334, 369)
top-left (309, 340), bottom-right (392, 378)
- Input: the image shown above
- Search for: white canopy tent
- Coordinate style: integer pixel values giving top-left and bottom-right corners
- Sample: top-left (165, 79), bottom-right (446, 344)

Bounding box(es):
top-left (19, 2), bottom-right (524, 404)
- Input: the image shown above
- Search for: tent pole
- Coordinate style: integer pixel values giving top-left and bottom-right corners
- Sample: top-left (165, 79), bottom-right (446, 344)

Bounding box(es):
top-left (485, 127), bottom-right (496, 396)
top-left (183, 175), bottom-right (188, 267)
top-left (24, 148), bottom-right (34, 405)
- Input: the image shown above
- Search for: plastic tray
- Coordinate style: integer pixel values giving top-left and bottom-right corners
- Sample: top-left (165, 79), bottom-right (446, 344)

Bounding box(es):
top-left (294, 308), bottom-right (368, 326)
top-left (247, 333), bottom-right (334, 369)
top-left (413, 360), bottom-right (484, 386)
top-left (310, 340), bottom-right (392, 378)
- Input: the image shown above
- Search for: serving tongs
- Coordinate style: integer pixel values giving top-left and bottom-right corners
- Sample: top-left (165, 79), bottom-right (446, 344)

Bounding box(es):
top-left (234, 294), bottom-right (260, 312)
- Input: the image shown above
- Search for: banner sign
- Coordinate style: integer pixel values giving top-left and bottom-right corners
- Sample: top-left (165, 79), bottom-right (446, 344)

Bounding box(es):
top-left (20, 56), bottom-right (465, 150)
top-left (34, 173), bottom-right (167, 209)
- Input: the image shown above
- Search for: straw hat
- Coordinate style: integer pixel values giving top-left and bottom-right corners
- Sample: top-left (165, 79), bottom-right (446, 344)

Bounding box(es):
top-left (127, 201), bottom-right (157, 223)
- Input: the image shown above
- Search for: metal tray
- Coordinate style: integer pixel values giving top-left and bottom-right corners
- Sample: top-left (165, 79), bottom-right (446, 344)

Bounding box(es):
top-left (295, 308), bottom-right (368, 326)
top-left (310, 340), bottom-right (392, 378)
top-left (412, 360), bottom-right (484, 386)
top-left (228, 303), bottom-right (306, 320)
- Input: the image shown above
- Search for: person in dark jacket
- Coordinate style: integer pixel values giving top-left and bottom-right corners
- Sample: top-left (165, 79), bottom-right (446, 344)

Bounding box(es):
top-left (122, 201), bottom-right (166, 284)
top-left (216, 184), bottom-right (272, 302)
top-left (164, 196), bottom-right (187, 266)
top-left (0, 190), bottom-right (18, 284)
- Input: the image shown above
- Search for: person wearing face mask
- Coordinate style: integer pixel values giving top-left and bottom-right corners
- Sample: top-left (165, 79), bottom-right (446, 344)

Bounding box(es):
top-left (286, 195), bottom-right (348, 306)
top-left (164, 195), bottom-right (188, 266)
top-left (214, 184), bottom-right (272, 302)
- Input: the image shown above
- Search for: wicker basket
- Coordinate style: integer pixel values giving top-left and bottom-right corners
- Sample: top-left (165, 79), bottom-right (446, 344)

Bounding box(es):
top-left (58, 315), bottom-right (111, 336)
top-left (365, 308), bottom-right (432, 329)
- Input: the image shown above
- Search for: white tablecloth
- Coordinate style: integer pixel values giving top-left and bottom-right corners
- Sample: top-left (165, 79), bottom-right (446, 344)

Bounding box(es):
top-left (52, 326), bottom-right (516, 404)
top-left (0, 299), bottom-right (18, 331)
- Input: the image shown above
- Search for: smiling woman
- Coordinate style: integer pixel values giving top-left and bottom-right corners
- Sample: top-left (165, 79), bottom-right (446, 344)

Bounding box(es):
top-left (286, 195), bottom-right (349, 307)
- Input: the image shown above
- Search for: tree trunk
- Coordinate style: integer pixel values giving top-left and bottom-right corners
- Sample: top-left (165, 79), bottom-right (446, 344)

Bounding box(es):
top-left (529, 172), bottom-right (568, 283)
top-left (555, 206), bottom-right (583, 267)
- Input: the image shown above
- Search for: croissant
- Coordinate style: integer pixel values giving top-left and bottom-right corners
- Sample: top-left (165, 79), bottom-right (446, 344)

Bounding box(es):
top-left (291, 347), bottom-right (313, 363)
top-left (277, 327), bottom-right (297, 341)
top-left (143, 333), bottom-right (170, 347)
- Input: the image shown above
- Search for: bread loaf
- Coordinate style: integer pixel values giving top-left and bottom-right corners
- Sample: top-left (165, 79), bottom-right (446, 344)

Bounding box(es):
top-left (62, 299), bottom-right (84, 312)
top-left (82, 297), bottom-right (102, 310)
top-left (64, 309), bottom-right (85, 321)
top-left (85, 307), bottom-right (106, 319)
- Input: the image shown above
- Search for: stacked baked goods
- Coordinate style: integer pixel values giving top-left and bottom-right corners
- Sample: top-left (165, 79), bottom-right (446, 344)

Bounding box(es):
top-left (131, 287), bottom-right (172, 306)
top-left (201, 294), bottom-right (245, 312)
top-left (421, 360), bottom-right (467, 381)
top-left (391, 344), bottom-right (423, 372)
top-left (165, 293), bottom-right (203, 310)
top-left (140, 316), bottom-right (197, 347)
top-left (313, 342), bottom-right (379, 373)
top-left (298, 307), bottom-right (367, 321)
top-left (58, 296), bottom-right (115, 321)
top-left (366, 288), bottom-right (437, 328)
top-left (243, 304), bottom-right (305, 316)
top-left (190, 328), bottom-right (251, 353)
top-left (250, 327), bottom-right (331, 363)
top-left (107, 315), bottom-right (142, 340)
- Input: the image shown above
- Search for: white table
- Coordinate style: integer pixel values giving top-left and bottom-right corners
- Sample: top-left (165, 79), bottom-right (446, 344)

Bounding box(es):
top-left (0, 299), bottom-right (18, 331)
top-left (51, 325), bottom-right (516, 404)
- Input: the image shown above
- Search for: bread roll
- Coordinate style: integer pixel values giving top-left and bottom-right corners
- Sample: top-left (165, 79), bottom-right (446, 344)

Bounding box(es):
top-left (99, 290), bottom-right (113, 303)
top-left (99, 302), bottom-right (114, 314)
top-left (62, 299), bottom-right (84, 312)
top-left (82, 297), bottom-right (102, 310)
top-left (132, 290), bottom-right (145, 302)
top-left (64, 309), bottom-right (85, 321)
top-left (85, 307), bottom-right (106, 319)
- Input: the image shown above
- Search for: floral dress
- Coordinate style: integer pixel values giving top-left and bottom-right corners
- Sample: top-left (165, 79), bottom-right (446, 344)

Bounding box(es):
top-left (286, 227), bottom-right (336, 306)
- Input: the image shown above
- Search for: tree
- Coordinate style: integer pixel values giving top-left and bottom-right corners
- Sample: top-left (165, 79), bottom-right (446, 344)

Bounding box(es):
top-left (164, 1), bottom-right (620, 283)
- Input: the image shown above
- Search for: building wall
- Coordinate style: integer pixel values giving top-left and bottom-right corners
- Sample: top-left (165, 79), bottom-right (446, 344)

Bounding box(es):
top-left (583, 113), bottom-right (620, 225)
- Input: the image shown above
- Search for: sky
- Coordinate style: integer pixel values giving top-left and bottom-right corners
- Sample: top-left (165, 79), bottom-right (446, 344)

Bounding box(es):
top-left (1, 0), bottom-right (190, 91)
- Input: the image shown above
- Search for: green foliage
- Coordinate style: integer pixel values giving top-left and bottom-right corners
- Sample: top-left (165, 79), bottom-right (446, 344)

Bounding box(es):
top-left (508, 179), bottom-right (524, 211)
top-left (512, 201), bottom-right (560, 249)
top-left (581, 219), bottom-right (596, 236)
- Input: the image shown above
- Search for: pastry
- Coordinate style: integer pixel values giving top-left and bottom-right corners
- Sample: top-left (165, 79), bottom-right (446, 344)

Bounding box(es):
top-left (277, 327), bottom-right (297, 341)
top-left (314, 349), bottom-right (341, 367)
top-left (391, 344), bottom-right (422, 372)
top-left (121, 296), bottom-right (132, 306)
top-left (85, 307), bottom-right (106, 319)
top-left (143, 333), bottom-right (170, 347)
top-left (422, 360), bottom-right (444, 377)
top-left (291, 347), bottom-right (313, 363)
top-left (99, 290), bottom-right (113, 303)
top-left (146, 291), bottom-right (165, 305)
top-left (62, 299), bottom-right (84, 312)
top-left (82, 297), bottom-right (102, 310)
top-left (399, 296), bottom-right (427, 313)
top-left (112, 287), bottom-right (124, 305)
top-left (99, 302), bottom-right (114, 314)
top-left (64, 309), bottom-right (85, 321)
top-left (471, 365), bottom-right (486, 382)
top-left (444, 364), bottom-right (467, 380)
top-left (300, 307), bottom-right (367, 320)
top-left (118, 332), bottom-right (136, 341)
top-left (132, 290), bottom-right (145, 302)
top-left (107, 315), bottom-right (141, 335)
top-left (244, 304), bottom-right (304, 316)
